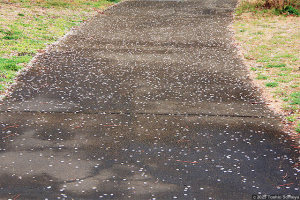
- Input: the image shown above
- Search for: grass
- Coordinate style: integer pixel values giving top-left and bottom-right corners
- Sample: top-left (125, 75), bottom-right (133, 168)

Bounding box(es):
top-left (235, 0), bottom-right (300, 16)
top-left (290, 92), bottom-right (300, 105)
top-left (256, 74), bottom-right (268, 80)
top-left (265, 82), bottom-right (279, 87)
top-left (233, 1), bottom-right (300, 135)
top-left (296, 124), bottom-right (300, 133)
top-left (286, 115), bottom-right (296, 122)
top-left (266, 63), bottom-right (286, 68)
top-left (0, 0), bottom-right (119, 93)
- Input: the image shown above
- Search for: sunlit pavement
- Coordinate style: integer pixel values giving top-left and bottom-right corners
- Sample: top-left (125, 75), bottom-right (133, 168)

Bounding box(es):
top-left (0, 0), bottom-right (299, 199)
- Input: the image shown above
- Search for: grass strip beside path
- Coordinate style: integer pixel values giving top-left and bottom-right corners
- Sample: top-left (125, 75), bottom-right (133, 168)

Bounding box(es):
top-left (233, 11), bottom-right (299, 137)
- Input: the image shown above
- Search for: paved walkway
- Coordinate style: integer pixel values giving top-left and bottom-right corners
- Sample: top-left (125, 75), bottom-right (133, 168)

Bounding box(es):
top-left (0, 0), bottom-right (299, 199)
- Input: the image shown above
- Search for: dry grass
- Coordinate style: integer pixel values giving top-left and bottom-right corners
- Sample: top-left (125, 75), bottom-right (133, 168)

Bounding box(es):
top-left (238, 0), bottom-right (299, 8)
top-left (236, 0), bottom-right (300, 15)
top-left (233, 12), bottom-right (300, 140)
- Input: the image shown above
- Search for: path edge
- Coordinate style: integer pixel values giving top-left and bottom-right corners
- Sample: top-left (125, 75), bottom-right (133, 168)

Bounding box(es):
top-left (0, 0), bottom-right (129, 101)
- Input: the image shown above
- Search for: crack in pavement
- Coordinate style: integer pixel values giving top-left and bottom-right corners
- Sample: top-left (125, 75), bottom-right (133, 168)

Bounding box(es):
top-left (1, 110), bottom-right (269, 119)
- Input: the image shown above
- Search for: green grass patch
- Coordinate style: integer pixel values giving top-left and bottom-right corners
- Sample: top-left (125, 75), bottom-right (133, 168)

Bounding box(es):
top-left (0, 56), bottom-right (31, 71)
top-left (256, 74), bottom-right (268, 80)
top-left (277, 73), bottom-right (287, 76)
top-left (290, 92), bottom-right (300, 105)
top-left (266, 63), bottom-right (286, 68)
top-left (286, 115), bottom-right (296, 122)
top-left (296, 124), bottom-right (300, 133)
top-left (265, 82), bottom-right (279, 87)
top-left (0, 56), bottom-right (32, 88)
top-left (280, 5), bottom-right (300, 16)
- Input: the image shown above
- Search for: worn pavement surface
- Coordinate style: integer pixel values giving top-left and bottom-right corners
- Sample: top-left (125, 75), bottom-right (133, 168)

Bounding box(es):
top-left (0, 0), bottom-right (299, 199)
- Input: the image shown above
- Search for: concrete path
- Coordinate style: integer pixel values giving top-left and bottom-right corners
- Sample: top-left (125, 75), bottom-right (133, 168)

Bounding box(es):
top-left (0, 0), bottom-right (299, 199)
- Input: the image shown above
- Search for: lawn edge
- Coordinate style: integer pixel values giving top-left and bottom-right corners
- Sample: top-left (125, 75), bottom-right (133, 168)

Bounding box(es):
top-left (230, 2), bottom-right (299, 145)
top-left (0, 0), bottom-right (127, 101)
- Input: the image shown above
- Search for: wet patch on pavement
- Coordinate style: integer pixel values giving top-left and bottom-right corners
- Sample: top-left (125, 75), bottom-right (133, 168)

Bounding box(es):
top-left (0, 112), bottom-right (299, 199)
